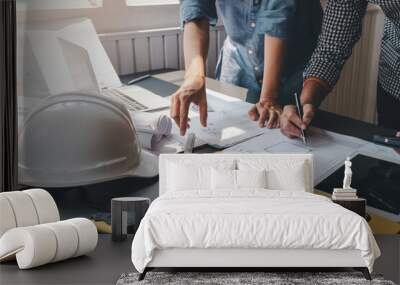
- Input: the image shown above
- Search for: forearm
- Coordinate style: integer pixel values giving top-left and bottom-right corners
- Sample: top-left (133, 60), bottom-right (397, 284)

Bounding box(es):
top-left (260, 35), bottom-right (286, 105)
top-left (303, 0), bottom-right (367, 96)
top-left (300, 78), bottom-right (330, 107)
top-left (183, 20), bottom-right (209, 80)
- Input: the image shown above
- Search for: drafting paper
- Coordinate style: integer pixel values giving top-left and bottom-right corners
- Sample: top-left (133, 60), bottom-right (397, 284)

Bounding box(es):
top-left (189, 98), bottom-right (267, 148)
top-left (223, 128), bottom-right (368, 185)
top-left (358, 142), bottom-right (400, 164)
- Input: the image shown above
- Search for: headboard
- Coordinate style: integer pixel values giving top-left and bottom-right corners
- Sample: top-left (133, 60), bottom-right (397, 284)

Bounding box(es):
top-left (159, 153), bottom-right (314, 196)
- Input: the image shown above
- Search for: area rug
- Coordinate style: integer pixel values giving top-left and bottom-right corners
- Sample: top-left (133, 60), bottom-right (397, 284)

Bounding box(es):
top-left (116, 272), bottom-right (395, 285)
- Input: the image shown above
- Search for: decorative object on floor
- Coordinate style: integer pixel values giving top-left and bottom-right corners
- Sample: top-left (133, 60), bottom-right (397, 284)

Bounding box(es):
top-left (333, 198), bottom-right (367, 218)
top-left (0, 189), bottom-right (98, 269)
top-left (116, 271), bottom-right (395, 285)
top-left (0, 218), bottom-right (98, 269)
top-left (112, 197), bottom-right (150, 242)
top-left (90, 212), bottom-right (112, 234)
top-left (0, 189), bottom-right (60, 236)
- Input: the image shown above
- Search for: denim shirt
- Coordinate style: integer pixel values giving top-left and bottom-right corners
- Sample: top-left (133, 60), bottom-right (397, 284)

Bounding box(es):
top-left (180, 0), bottom-right (323, 104)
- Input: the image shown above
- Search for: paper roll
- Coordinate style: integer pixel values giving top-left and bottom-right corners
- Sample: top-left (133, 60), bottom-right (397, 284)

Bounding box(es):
top-left (24, 189), bottom-right (60, 224)
top-left (131, 112), bottom-right (172, 136)
top-left (43, 221), bottom-right (78, 262)
top-left (0, 196), bottom-right (17, 237)
top-left (131, 112), bottom-right (172, 150)
top-left (1, 192), bottom-right (39, 227)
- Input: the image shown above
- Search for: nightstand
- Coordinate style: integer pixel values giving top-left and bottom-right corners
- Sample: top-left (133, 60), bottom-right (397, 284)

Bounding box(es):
top-left (332, 198), bottom-right (366, 219)
top-left (111, 197), bottom-right (150, 242)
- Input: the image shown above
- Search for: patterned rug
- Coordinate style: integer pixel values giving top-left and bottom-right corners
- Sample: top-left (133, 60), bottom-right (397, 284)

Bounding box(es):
top-left (117, 272), bottom-right (395, 285)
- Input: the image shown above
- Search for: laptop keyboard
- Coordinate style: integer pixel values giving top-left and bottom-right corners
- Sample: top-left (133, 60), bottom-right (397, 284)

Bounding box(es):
top-left (102, 88), bottom-right (147, 111)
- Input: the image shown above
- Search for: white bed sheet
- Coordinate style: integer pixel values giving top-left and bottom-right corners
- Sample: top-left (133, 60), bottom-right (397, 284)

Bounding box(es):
top-left (131, 190), bottom-right (380, 273)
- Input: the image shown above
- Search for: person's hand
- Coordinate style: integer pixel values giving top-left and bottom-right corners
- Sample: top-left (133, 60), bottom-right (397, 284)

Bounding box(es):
top-left (170, 74), bottom-right (207, 136)
top-left (279, 104), bottom-right (315, 139)
top-left (248, 100), bottom-right (282, 129)
top-left (280, 78), bottom-right (328, 139)
top-left (395, 132), bottom-right (400, 155)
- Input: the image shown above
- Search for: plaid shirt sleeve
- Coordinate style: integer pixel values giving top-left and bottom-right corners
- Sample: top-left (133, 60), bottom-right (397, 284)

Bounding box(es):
top-left (303, 0), bottom-right (368, 88)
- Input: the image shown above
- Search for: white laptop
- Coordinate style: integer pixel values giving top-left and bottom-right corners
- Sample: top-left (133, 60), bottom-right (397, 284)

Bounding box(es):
top-left (26, 18), bottom-right (170, 112)
top-left (101, 86), bottom-right (170, 112)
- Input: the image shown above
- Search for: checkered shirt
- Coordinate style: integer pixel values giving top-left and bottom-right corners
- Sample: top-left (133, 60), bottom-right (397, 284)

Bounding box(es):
top-left (304, 0), bottom-right (400, 100)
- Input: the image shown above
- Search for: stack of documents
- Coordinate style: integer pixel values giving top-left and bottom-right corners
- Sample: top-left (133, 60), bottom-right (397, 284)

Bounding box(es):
top-left (130, 112), bottom-right (172, 151)
top-left (332, 188), bottom-right (358, 200)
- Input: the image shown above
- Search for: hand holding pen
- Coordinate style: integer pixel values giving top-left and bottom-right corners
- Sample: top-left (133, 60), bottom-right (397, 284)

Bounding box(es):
top-left (279, 94), bottom-right (315, 143)
top-left (294, 92), bottom-right (308, 144)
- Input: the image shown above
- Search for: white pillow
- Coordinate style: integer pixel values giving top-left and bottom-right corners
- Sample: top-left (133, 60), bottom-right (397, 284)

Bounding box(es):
top-left (237, 159), bottom-right (308, 192)
top-left (211, 168), bottom-right (236, 190)
top-left (167, 160), bottom-right (235, 192)
top-left (211, 169), bottom-right (267, 191)
top-left (236, 169), bottom-right (267, 189)
top-left (266, 162), bottom-right (307, 191)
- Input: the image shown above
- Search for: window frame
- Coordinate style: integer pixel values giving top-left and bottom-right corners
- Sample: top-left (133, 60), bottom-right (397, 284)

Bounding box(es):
top-left (0, 0), bottom-right (18, 192)
top-left (27, 0), bottom-right (103, 10)
top-left (126, 0), bottom-right (179, 7)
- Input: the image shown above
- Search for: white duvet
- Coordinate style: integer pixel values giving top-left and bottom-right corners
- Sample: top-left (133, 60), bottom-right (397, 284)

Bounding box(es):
top-left (131, 190), bottom-right (380, 273)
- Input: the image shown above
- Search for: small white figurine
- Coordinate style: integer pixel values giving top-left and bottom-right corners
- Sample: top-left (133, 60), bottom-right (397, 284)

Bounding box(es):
top-left (342, 157), bottom-right (353, 189)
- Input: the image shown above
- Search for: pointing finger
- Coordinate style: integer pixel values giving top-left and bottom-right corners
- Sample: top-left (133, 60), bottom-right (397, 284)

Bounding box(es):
top-left (198, 94), bottom-right (208, 127)
top-left (179, 95), bottom-right (191, 136)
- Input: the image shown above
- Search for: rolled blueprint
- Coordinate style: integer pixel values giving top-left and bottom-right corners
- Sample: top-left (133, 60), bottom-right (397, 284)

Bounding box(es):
top-left (130, 112), bottom-right (172, 150)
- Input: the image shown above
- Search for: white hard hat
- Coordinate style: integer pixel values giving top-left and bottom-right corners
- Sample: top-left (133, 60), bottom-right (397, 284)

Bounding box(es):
top-left (18, 93), bottom-right (158, 187)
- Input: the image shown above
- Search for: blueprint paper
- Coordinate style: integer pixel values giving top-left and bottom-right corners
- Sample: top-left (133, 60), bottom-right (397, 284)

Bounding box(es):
top-left (358, 142), bottom-right (400, 164)
top-left (189, 107), bottom-right (267, 149)
top-left (223, 127), bottom-right (368, 185)
top-left (188, 92), bottom-right (267, 148)
top-left (163, 89), bottom-right (262, 149)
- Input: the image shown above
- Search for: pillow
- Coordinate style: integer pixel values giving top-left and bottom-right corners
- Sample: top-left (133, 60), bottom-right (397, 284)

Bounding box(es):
top-left (211, 169), bottom-right (267, 191)
top-left (266, 161), bottom-right (307, 191)
top-left (236, 169), bottom-right (267, 189)
top-left (211, 168), bottom-right (236, 190)
top-left (166, 159), bottom-right (235, 192)
top-left (237, 159), bottom-right (309, 192)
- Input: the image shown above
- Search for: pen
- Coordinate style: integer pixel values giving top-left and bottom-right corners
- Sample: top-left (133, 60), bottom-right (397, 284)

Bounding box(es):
top-left (294, 92), bottom-right (307, 145)
top-left (127, 74), bottom-right (151, 85)
top-left (373, 135), bottom-right (400, 148)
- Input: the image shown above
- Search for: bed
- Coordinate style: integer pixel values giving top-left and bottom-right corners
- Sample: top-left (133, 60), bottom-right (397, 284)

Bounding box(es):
top-left (131, 154), bottom-right (380, 280)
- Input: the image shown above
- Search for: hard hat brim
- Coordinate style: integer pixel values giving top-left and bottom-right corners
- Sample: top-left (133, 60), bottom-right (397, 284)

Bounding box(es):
top-left (128, 149), bottom-right (159, 178)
